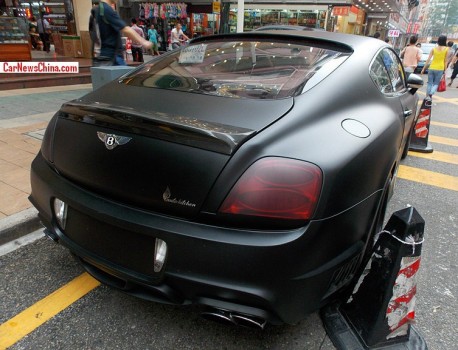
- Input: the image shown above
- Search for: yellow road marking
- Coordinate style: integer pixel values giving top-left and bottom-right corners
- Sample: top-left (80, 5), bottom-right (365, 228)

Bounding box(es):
top-left (0, 273), bottom-right (100, 349)
top-left (398, 165), bottom-right (458, 192)
top-left (431, 121), bottom-right (458, 129)
top-left (408, 150), bottom-right (458, 165)
top-left (417, 91), bottom-right (458, 104)
top-left (429, 135), bottom-right (458, 147)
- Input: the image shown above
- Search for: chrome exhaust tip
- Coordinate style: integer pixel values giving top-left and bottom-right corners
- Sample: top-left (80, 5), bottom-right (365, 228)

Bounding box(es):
top-left (201, 308), bottom-right (267, 330)
top-left (200, 309), bottom-right (236, 326)
top-left (231, 313), bottom-right (267, 330)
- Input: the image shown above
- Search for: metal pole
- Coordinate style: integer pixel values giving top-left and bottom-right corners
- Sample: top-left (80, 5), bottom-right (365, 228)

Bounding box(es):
top-left (237, 0), bottom-right (244, 32)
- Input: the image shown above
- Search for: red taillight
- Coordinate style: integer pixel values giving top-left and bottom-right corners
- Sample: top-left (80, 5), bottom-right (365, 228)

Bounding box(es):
top-left (219, 157), bottom-right (322, 220)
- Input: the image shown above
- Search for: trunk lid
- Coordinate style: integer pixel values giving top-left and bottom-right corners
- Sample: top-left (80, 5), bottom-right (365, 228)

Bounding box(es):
top-left (51, 84), bottom-right (293, 218)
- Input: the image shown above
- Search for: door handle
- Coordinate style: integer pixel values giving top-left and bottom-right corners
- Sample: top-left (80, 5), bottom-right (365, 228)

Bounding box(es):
top-left (403, 110), bottom-right (413, 117)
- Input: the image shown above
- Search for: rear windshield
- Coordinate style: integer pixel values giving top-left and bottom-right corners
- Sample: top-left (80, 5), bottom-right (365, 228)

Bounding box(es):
top-left (121, 39), bottom-right (351, 99)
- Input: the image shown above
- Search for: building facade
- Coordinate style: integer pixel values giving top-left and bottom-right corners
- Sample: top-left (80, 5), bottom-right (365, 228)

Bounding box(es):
top-left (0, 0), bottom-right (425, 60)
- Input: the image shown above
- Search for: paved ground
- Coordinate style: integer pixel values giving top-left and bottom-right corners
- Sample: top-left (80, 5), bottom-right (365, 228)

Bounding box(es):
top-left (0, 85), bottom-right (93, 218)
top-left (0, 70), bottom-right (457, 349)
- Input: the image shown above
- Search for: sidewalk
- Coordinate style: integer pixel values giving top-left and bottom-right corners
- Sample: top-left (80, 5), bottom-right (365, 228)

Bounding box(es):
top-left (0, 84), bottom-right (93, 244)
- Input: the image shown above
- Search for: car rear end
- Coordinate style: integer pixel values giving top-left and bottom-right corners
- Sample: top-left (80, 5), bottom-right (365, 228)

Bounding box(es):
top-left (30, 33), bottom-right (382, 325)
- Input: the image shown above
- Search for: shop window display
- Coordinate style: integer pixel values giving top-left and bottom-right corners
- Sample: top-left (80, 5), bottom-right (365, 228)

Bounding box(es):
top-left (230, 8), bottom-right (326, 32)
top-left (137, 2), bottom-right (189, 50)
top-left (192, 13), bottom-right (219, 37)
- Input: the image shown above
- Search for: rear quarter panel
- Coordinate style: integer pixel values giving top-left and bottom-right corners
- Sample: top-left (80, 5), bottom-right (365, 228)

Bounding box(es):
top-left (203, 39), bottom-right (403, 220)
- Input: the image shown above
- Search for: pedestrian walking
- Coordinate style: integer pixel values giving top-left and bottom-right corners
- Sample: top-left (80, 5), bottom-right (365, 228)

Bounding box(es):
top-left (447, 49), bottom-right (458, 87)
top-left (446, 41), bottom-right (455, 67)
top-left (421, 35), bottom-right (449, 98)
top-left (131, 18), bottom-right (144, 62)
top-left (37, 15), bottom-right (51, 53)
top-left (400, 35), bottom-right (422, 75)
top-left (93, 0), bottom-right (152, 66)
top-left (148, 24), bottom-right (160, 55)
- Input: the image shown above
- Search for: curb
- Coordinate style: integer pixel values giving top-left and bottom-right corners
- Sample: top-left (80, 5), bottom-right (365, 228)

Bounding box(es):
top-left (0, 207), bottom-right (43, 246)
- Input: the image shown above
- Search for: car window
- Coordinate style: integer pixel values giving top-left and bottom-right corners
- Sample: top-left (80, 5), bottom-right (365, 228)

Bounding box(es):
top-left (121, 39), bottom-right (351, 99)
top-left (370, 49), bottom-right (406, 94)
top-left (370, 55), bottom-right (393, 93)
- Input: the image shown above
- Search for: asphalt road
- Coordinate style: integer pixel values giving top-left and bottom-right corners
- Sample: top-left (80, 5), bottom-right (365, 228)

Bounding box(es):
top-left (1, 81), bottom-right (457, 350)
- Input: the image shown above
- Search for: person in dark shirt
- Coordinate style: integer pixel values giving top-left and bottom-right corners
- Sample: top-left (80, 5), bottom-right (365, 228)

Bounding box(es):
top-left (97, 0), bottom-right (152, 65)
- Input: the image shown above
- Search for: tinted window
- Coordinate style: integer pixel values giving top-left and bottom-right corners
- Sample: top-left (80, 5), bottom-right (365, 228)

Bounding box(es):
top-left (370, 49), bottom-right (406, 94)
top-left (370, 55), bottom-right (392, 93)
top-left (121, 39), bottom-right (351, 99)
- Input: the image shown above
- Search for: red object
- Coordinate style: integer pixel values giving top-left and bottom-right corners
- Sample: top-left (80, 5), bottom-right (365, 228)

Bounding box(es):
top-left (414, 109), bottom-right (430, 138)
top-left (438, 76), bottom-right (446, 92)
top-left (219, 157), bottom-right (322, 220)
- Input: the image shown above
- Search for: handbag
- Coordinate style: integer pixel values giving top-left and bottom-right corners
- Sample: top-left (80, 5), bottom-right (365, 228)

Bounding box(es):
top-left (437, 75), bottom-right (446, 92)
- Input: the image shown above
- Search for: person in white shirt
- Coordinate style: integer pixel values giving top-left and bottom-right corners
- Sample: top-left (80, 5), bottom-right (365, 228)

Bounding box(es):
top-left (171, 23), bottom-right (189, 50)
top-left (130, 18), bottom-right (145, 62)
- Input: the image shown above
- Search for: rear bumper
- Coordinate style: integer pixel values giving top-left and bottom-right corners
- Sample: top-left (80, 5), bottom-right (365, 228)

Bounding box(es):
top-left (30, 152), bottom-right (381, 324)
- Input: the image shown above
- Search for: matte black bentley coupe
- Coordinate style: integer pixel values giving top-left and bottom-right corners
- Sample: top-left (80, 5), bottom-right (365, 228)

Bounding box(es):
top-left (30, 30), bottom-right (423, 327)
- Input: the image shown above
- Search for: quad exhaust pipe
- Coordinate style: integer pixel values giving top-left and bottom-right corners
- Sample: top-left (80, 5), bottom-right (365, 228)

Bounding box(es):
top-left (201, 308), bottom-right (267, 330)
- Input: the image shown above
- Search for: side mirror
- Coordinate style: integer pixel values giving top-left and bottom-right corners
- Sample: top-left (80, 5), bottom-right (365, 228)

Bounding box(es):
top-left (407, 73), bottom-right (424, 94)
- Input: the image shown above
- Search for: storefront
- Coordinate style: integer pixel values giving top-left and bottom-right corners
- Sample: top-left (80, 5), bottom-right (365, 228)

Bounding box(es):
top-left (225, 4), bottom-right (329, 32)
top-left (331, 5), bottom-right (366, 35)
top-left (0, 0), bottom-right (81, 60)
top-left (128, 1), bottom-right (221, 50)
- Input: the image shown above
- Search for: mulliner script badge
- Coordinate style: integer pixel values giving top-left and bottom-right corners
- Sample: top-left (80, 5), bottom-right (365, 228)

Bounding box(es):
top-left (163, 187), bottom-right (196, 207)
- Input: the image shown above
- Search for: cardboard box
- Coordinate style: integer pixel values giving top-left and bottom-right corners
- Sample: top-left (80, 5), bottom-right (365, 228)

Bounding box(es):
top-left (62, 35), bottom-right (82, 57)
top-left (52, 33), bottom-right (64, 56)
top-left (80, 31), bottom-right (93, 59)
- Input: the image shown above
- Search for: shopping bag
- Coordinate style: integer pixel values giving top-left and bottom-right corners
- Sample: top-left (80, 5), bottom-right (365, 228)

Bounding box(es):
top-left (437, 76), bottom-right (446, 92)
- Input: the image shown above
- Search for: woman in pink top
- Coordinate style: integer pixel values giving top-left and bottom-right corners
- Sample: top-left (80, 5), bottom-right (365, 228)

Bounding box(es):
top-left (401, 36), bottom-right (421, 74)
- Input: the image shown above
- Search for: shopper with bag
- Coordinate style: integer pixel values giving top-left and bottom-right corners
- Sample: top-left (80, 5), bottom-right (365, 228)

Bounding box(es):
top-left (421, 35), bottom-right (449, 98)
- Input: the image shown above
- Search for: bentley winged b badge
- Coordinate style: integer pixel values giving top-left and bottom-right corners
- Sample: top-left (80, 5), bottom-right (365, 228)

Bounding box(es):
top-left (97, 132), bottom-right (132, 150)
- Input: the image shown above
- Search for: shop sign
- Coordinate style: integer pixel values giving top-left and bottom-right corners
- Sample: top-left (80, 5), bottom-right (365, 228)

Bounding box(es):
top-left (332, 6), bottom-right (350, 16)
top-left (388, 29), bottom-right (400, 37)
top-left (212, 1), bottom-right (220, 14)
